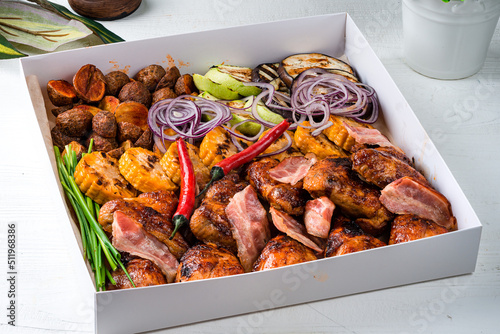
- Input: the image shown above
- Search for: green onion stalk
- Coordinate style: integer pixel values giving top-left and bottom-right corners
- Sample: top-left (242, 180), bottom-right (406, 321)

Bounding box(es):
top-left (54, 142), bottom-right (134, 290)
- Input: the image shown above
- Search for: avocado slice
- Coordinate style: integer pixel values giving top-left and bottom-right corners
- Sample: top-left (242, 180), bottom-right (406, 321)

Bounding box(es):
top-left (192, 74), bottom-right (240, 100)
top-left (198, 91), bottom-right (219, 101)
top-left (229, 112), bottom-right (263, 136)
top-left (205, 67), bottom-right (262, 97)
top-left (244, 97), bottom-right (284, 125)
top-left (198, 91), bottom-right (284, 137)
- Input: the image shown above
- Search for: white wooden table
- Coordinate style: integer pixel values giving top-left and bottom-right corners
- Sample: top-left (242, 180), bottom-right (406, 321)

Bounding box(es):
top-left (1, 0), bottom-right (499, 333)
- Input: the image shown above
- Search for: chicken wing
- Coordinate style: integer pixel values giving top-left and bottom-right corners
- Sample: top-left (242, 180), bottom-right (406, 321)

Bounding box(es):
top-left (389, 214), bottom-right (448, 244)
top-left (98, 191), bottom-right (188, 260)
top-left (107, 258), bottom-right (166, 290)
top-left (246, 157), bottom-right (310, 216)
top-left (253, 235), bottom-right (318, 271)
top-left (325, 217), bottom-right (386, 257)
top-left (175, 243), bottom-right (245, 282)
top-left (303, 157), bottom-right (393, 235)
top-left (98, 190), bottom-right (178, 233)
top-left (351, 147), bottom-right (429, 188)
top-left (189, 174), bottom-right (247, 254)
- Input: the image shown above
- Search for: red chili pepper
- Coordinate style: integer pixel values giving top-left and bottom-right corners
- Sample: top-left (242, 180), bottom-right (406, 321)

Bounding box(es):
top-left (170, 138), bottom-right (196, 240)
top-left (197, 119), bottom-right (290, 198)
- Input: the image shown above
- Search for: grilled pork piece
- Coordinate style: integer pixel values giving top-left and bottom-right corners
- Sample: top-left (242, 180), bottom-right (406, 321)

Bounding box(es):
top-left (190, 174), bottom-right (247, 254)
top-left (253, 235), bottom-right (318, 271)
top-left (112, 211), bottom-right (179, 283)
top-left (99, 192), bottom-right (188, 260)
top-left (304, 196), bottom-right (335, 239)
top-left (98, 190), bottom-right (178, 233)
top-left (389, 214), bottom-right (448, 244)
top-left (268, 153), bottom-right (317, 186)
top-left (225, 185), bottom-right (271, 272)
top-left (303, 157), bottom-right (393, 236)
top-left (351, 148), bottom-right (429, 189)
top-left (343, 122), bottom-right (403, 153)
top-left (325, 218), bottom-right (386, 257)
top-left (247, 158), bottom-right (310, 216)
top-left (175, 243), bottom-right (244, 282)
top-left (107, 258), bottom-right (166, 290)
top-left (270, 207), bottom-right (322, 253)
top-left (380, 176), bottom-right (457, 231)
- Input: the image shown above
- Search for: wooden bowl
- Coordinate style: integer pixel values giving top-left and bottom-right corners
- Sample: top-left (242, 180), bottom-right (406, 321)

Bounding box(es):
top-left (68, 0), bottom-right (142, 21)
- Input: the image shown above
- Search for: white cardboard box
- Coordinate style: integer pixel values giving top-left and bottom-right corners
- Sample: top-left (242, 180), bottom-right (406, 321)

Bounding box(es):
top-left (20, 13), bottom-right (482, 334)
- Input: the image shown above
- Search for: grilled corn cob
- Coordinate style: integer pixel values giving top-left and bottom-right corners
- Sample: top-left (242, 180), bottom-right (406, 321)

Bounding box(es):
top-left (199, 126), bottom-right (239, 168)
top-left (294, 121), bottom-right (347, 159)
top-left (160, 141), bottom-right (211, 188)
top-left (153, 128), bottom-right (178, 156)
top-left (259, 130), bottom-right (303, 161)
top-left (74, 151), bottom-right (137, 205)
top-left (119, 147), bottom-right (177, 193)
top-left (323, 115), bottom-right (373, 152)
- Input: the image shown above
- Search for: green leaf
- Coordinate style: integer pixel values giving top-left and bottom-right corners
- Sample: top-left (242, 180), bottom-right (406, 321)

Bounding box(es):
top-left (27, 0), bottom-right (124, 44)
top-left (47, 1), bottom-right (124, 44)
top-left (0, 32), bottom-right (26, 59)
top-left (0, 1), bottom-right (93, 51)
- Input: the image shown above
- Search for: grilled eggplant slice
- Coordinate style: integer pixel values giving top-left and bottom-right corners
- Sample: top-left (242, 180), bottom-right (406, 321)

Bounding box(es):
top-left (252, 63), bottom-right (288, 92)
top-left (278, 53), bottom-right (356, 87)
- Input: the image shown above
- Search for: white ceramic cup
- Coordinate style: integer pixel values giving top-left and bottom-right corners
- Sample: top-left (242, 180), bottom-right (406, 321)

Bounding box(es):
top-left (403, 0), bottom-right (500, 79)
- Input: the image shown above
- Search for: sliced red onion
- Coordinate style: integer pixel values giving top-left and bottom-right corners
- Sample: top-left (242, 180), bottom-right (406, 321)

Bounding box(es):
top-left (148, 95), bottom-right (232, 141)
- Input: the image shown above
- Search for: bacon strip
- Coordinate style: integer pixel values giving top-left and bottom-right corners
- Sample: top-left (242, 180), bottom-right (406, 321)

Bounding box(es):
top-left (304, 197), bottom-right (335, 238)
top-left (225, 185), bottom-right (271, 272)
top-left (112, 211), bottom-right (179, 283)
top-left (268, 153), bottom-right (317, 186)
top-left (270, 207), bottom-right (322, 252)
top-left (344, 122), bottom-right (403, 153)
top-left (380, 177), bottom-right (457, 230)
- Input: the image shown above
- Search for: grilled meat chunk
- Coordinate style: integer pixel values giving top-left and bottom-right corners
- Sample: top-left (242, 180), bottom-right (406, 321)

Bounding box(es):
top-left (134, 190), bottom-right (179, 218)
top-left (190, 174), bottom-right (247, 253)
top-left (343, 122), bottom-right (404, 154)
top-left (175, 243), bottom-right (245, 282)
top-left (268, 153), bottom-right (317, 186)
top-left (389, 214), bottom-right (448, 244)
top-left (247, 158), bottom-right (310, 216)
top-left (270, 207), bottom-right (323, 253)
top-left (253, 235), bottom-right (318, 271)
top-left (99, 191), bottom-right (188, 260)
top-left (325, 218), bottom-right (386, 257)
top-left (225, 185), bottom-right (271, 272)
top-left (107, 258), bottom-right (166, 290)
top-left (303, 157), bottom-right (393, 236)
top-left (112, 211), bottom-right (179, 283)
top-left (304, 196), bottom-right (335, 239)
top-left (98, 190), bottom-right (178, 233)
top-left (351, 147), bottom-right (429, 188)
top-left (380, 176), bottom-right (457, 231)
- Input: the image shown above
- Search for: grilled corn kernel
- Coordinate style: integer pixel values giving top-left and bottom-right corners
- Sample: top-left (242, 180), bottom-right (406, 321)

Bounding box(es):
top-left (74, 151), bottom-right (137, 204)
top-left (199, 126), bottom-right (239, 168)
top-left (294, 121), bottom-right (347, 159)
top-left (160, 141), bottom-right (211, 188)
top-left (119, 147), bottom-right (177, 193)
